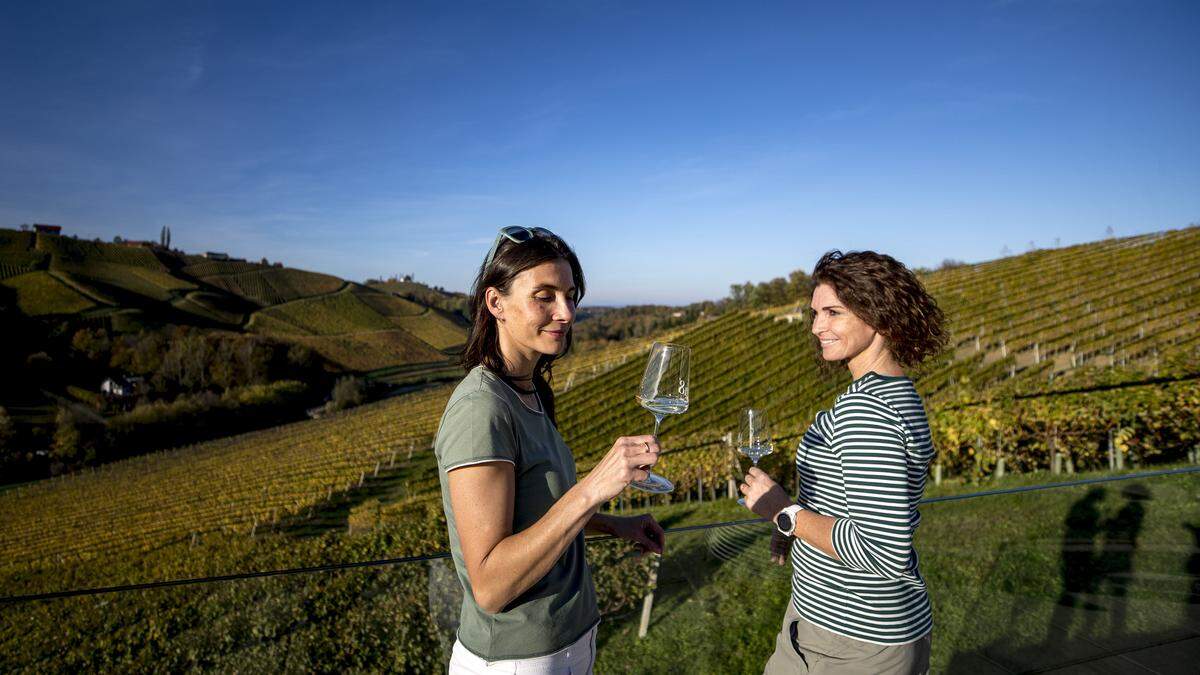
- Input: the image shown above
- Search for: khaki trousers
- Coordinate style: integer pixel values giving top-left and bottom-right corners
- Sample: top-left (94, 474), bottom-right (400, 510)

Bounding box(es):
top-left (763, 602), bottom-right (930, 675)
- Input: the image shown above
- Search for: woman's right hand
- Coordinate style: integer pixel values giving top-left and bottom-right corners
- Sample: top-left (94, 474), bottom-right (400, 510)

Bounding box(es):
top-left (581, 435), bottom-right (661, 505)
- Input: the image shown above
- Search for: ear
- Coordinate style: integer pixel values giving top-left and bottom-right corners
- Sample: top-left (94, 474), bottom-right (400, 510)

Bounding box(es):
top-left (485, 287), bottom-right (505, 322)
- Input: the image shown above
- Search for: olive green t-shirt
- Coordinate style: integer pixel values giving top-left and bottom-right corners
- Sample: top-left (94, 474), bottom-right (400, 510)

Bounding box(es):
top-left (434, 366), bottom-right (599, 661)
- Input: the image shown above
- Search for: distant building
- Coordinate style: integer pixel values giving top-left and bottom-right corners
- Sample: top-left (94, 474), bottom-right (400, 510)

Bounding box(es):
top-left (101, 375), bottom-right (144, 398)
top-left (33, 224), bottom-right (62, 235)
top-left (204, 252), bottom-right (230, 260)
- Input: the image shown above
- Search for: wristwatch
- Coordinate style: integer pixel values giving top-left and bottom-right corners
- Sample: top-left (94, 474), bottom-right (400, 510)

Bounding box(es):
top-left (775, 504), bottom-right (805, 537)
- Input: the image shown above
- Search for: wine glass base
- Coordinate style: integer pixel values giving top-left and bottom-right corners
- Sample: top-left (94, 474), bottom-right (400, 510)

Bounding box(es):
top-left (629, 473), bottom-right (674, 494)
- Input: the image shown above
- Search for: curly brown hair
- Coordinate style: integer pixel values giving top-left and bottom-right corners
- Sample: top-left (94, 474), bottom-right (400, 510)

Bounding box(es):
top-left (810, 250), bottom-right (949, 368)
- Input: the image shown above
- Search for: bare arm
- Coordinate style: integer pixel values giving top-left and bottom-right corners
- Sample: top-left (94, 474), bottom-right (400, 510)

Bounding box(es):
top-left (448, 462), bottom-right (597, 614)
top-left (448, 435), bottom-right (660, 614)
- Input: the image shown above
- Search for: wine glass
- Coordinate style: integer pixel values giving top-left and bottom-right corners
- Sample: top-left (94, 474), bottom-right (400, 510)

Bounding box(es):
top-left (631, 342), bottom-right (690, 493)
top-left (735, 408), bottom-right (773, 506)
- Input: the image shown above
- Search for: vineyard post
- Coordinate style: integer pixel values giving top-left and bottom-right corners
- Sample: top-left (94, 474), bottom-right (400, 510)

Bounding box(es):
top-left (637, 556), bottom-right (662, 639)
top-left (932, 463), bottom-right (942, 486)
top-left (1052, 449), bottom-right (1061, 476)
top-left (696, 477), bottom-right (704, 503)
top-left (1107, 429), bottom-right (1115, 470)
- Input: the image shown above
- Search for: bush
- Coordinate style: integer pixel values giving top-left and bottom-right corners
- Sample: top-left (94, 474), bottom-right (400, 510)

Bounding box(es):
top-left (327, 376), bottom-right (367, 413)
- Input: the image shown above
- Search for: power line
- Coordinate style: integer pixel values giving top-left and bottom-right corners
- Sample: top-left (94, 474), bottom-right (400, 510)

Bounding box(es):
top-left (2, 465), bottom-right (1197, 605)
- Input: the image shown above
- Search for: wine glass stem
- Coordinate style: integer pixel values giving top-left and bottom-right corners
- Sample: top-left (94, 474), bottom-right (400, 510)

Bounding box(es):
top-left (652, 415), bottom-right (663, 437)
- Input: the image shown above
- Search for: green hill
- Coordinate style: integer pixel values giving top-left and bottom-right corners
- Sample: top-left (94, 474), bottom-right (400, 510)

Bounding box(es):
top-left (0, 229), bottom-right (464, 372)
top-left (2, 226), bottom-right (1199, 671)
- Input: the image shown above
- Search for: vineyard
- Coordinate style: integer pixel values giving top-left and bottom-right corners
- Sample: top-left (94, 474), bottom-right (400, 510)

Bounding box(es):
top-left (289, 331), bottom-right (449, 372)
top-left (1, 226), bottom-right (1199, 670)
top-left (0, 228), bottom-right (470, 372)
top-left (1, 271), bottom-right (97, 315)
top-left (0, 385), bottom-right (455, 570)
top-left (200, 268), bottom-right (344, 307)
top-left (3, 226), bottom-right (1197, 567)
top-left (253, 287), bottom-right (407, 336)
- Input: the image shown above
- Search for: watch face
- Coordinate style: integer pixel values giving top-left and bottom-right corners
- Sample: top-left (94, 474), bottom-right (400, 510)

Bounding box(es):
top-left (775, 512), bottom-right (792, 532)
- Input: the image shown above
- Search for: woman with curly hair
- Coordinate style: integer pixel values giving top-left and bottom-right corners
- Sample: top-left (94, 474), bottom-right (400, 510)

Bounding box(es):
top-left (739, 250), bottom-right (949, 674)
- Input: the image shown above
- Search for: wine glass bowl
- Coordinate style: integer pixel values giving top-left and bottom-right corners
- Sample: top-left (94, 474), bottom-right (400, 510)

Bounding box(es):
top-left (735, 408), bottom-right (773, 505)
top-left (629, 342), bottom-right (691, 494)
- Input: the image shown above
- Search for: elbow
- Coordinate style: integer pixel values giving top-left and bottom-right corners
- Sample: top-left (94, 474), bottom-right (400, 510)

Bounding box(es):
top-left (477, 595), bottom-right (506, 616)
top-left (473, 584), bottom-right (507, 615)
top-left (468, 571), bottom-right (511, 615)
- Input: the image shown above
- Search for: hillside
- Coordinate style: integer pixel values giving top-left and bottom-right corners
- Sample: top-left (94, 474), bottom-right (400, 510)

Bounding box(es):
top-left (0, 228), bottom-right (468, 372)
top-left (0, 227), bottom-right (474, 483)
top-left (2, 226), bottom-right (1199, 671)
top-left (3, 225), bottom-right (1197, 569)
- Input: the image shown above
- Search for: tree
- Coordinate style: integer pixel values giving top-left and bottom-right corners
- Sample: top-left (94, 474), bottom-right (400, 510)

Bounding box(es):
top-left (327, 376), bottom-right (367, 413)
top-left (52, 406), bottom-right (84, 463)
top-left (71, 328), bottom-right (111, 363)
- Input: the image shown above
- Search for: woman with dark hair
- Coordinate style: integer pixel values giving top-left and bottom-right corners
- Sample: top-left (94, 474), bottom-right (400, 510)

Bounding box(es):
top-left (435, 226), bottom-right (665, 674)
top-left (739, 250), bottom-right (949, 674)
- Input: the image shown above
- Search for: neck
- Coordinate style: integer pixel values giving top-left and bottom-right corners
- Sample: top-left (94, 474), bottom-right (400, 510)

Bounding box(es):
top-left (847, 335), bottom-right (904, 381)
top-left (496, 329), bottom-right (538, 380)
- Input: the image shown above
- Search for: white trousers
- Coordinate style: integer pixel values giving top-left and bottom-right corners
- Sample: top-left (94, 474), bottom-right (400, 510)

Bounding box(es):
top-left (448, 624), bottom-right (598, 674)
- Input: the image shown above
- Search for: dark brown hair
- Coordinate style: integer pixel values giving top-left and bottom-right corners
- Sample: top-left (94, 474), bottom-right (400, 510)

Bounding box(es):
top-left (810, 250), bottom-right (949, 368)
top-left (461, 231), bottom-right (585, 425)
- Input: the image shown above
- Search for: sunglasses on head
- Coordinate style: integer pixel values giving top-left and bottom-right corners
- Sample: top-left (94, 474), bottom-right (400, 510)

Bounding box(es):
top-left (483, 226), bottom-right (557, 269)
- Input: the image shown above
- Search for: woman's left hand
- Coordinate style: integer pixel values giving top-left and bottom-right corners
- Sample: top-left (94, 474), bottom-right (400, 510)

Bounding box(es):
top-left (611, 514), bottom-right (665, 556)
top-left (739, 467), bottom-right (793, 520)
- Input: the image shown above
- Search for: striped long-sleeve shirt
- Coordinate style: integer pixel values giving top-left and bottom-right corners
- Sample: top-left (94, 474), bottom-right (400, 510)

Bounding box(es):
top-left (791, 371), bottom-right (934, 645)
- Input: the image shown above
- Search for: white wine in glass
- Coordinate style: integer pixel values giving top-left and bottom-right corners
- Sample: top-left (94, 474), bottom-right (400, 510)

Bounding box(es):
top-left (736, 408), bottom-right (773, 506)
top-left (631, 342), bottom-right (690, 493)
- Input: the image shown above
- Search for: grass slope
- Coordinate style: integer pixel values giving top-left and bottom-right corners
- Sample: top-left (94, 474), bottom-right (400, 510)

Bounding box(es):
top-left (594, 467), bottom-right (1200, 673)
top-left (1, 271), bottom-right (96, 315)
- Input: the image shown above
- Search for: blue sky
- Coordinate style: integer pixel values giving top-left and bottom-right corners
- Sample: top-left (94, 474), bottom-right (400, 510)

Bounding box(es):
top-left (1, 1), bottom-right (1197, 305)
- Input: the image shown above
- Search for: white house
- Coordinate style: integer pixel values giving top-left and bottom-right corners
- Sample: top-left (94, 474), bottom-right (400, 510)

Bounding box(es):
top-left (101, 376), bottom-right (144, 398)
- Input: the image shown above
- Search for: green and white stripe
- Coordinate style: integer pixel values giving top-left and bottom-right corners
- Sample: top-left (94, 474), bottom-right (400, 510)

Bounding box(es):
top-left (791, 372), bottom-right (934, 645)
